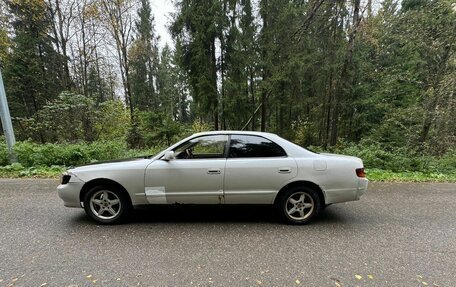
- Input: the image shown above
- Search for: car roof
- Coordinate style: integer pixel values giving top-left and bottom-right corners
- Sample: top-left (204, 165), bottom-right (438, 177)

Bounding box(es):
top-left (153, 130), bottom-right (317, 160)
top-left (189, 131), bottom-right (315, 157)
top-left (193, 130), bottom-right (277, 137)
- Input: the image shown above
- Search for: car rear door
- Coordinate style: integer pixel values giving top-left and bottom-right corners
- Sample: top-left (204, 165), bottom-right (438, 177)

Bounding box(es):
top-left (223, 134), bottom-right (297, 204)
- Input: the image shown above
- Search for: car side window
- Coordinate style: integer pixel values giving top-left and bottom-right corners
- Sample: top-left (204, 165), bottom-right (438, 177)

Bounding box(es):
top-left (228, 135), bottom-right (287, 158)
top-left (174, 135), bottom-right (228, 159)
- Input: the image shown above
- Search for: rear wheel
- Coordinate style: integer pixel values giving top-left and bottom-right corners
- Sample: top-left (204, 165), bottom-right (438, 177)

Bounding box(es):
top-left (83, 185), bottom-right (131, 224)
top-left (276, 186), bottom-right (321, 225)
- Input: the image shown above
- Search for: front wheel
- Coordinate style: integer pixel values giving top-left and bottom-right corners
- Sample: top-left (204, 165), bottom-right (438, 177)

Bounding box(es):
top-left (276, 186), bottom-right (321, 225)
top-left (83, 185), bottom-right (131, 224)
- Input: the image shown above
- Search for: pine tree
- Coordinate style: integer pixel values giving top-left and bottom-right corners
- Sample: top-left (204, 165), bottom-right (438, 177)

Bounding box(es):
top-left (4, 0), bottom-right (64, 119)
top-left (129, 0), bottom-right (159, 111)
top-left (156, 45), bottom-right (190, 122)
top-left (171, 0), bottom-right (223, 129)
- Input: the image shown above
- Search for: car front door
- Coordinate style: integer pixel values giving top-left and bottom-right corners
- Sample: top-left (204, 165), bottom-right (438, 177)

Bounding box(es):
top-left (224, 135), bottom-right (297, 204)
top-left (144, 135), bottom-right (228, 204)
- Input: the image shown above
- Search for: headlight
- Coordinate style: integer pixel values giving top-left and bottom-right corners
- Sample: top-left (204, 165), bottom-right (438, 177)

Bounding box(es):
top-left (61, 173), bottom-right (71, 184)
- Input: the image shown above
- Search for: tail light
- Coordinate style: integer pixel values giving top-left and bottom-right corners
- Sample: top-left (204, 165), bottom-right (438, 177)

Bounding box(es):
top-left (356, 168), bottom-right (366, 178)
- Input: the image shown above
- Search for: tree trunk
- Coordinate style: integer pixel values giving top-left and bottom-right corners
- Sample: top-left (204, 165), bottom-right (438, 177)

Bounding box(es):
top-left (211, 39), bottom-right (218, 130)
top-left (250, 67), bottom-right (256, 130)
top-left (330, 0), bottom-right (360, 146)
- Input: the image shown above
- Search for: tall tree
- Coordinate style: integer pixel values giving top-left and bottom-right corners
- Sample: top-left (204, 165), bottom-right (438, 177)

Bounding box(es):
top-left (129, 0), bottom-right (159, 111)
top-left (100, 0), bottom-right (137, 119)
top-left (220, 0), bottom-right (258, 130)
top-left (4, 0), bottom-right (64, 119)
top-left (156, 45), bottom-right (190, 122)
top-left (171, 0), bottom-right (222, 130)
top-left (47, 0), bottom-right (75, 89)
top-left (0, 1), bottom-right (11, 68)
top-left (330, 0), bottom-right (361, 146)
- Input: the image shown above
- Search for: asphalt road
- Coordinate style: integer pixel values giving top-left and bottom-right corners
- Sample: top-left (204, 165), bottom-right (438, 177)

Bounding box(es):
top-left (0, 179), bottom-right (455, 286)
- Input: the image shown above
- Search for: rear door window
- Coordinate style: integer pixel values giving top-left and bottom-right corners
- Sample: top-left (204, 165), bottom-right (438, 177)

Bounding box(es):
top-left (228, 135), bottom-right (286, 158)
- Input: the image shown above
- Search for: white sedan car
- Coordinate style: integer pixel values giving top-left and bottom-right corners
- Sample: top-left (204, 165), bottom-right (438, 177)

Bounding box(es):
top-left (58, 131), bottom-right (368, 224)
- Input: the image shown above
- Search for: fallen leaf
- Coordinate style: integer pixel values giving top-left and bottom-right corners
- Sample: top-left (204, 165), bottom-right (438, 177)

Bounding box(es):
top-left (256, 279), bottom-right (262, 285)
top-left (117, 278), bottom-right (121, 281)
top-left (355, 275), bottom-right (362, 280)
top-left (295, 279), bottom-right (301, 284)
top-left (86, 275), bottom-right (92, 279)
top-left (331, 277), bottom-right (341, 287)
top-left (92, 279), bottom-right (98, 284)
top-left (417, 275), bottom-right (423, 279)
top-left (39, 283), bottom-right (47, 287)
top-left (367, 275), bottom-right (374, 279)
top-left (422, 282), bottom-right (428, 286)
top-left (11, 278), bottom-right (18, 282)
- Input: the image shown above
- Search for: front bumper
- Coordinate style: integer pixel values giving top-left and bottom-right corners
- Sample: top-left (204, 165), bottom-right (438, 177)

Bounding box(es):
top-left (57, 174), bottom-right (85, 208)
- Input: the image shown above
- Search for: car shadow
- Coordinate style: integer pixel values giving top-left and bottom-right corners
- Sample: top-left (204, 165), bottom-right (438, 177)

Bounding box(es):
top-left (127, 204), bottom-right (347, 225)
top-left (130, 204), bottom-right (278, 224)
top-left (68, 205), bottom-right (348, 226)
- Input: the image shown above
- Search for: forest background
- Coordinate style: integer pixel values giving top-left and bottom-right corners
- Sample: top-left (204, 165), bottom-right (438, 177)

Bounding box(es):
top-left (0, 0), bottom-right (455, 181)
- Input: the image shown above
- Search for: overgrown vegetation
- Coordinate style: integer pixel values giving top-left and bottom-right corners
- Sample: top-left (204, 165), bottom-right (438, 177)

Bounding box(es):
top-left (0, 0), bottom-right (454, 180)
top-left (1, 138), bottom-right (455, 181)
top-left (0, 139), bottom-right (162, 168)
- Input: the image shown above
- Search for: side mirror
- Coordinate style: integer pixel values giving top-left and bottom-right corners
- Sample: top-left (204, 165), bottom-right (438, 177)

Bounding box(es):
top-left (162, 150), bottom-right (175, 161)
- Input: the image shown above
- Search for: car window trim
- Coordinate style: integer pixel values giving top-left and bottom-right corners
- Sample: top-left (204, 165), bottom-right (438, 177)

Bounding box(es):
top-left (223, 135), bottom-right (232, 158)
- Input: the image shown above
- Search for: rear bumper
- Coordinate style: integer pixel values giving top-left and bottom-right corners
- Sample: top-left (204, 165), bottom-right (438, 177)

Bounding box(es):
top-left (323, 178), bottom-right (369, 204)
top-left (356, 178), bottom-right (369, 199)
top-left (57, 181), bottom-right (84, 208)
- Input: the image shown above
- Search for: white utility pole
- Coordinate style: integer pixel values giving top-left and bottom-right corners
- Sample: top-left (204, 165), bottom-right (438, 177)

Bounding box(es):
top-left (0, 67), bottom-right (17, 163)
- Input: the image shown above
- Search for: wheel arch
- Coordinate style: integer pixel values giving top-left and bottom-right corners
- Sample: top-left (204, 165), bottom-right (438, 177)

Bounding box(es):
top-left (80, 178), bottom-right (132, 206)
top-left (274, 180), bottom-right (326, 205)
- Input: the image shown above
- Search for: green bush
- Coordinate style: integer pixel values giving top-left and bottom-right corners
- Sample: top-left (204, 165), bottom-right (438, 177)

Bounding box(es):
top-left (0, 163), bottom-right (66, 178)
top-left (9, 140), bottom-right (136, 167)
top-left (0, 138), bottom-right (9, 166)
top-left (1, 137), bottom-right (454, 181)
top-left (320, 141), bottom-right (456, 174)
top-left (0, 139), bottom-right (166, 168)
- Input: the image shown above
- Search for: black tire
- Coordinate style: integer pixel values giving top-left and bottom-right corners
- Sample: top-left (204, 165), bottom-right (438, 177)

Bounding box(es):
top-left (83, 185), bottom-right (131, 225)
top-left (276, 186), bottom-right (321, 225)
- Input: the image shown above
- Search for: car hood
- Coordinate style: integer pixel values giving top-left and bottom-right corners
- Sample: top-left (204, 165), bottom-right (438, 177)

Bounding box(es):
top-left (69, 157), bottom-right (153, 174)
top-left (76, 156), bottom-right (149, 167)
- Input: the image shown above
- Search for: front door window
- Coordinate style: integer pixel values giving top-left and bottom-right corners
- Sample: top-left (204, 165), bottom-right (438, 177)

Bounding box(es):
top-left (174, 135), bottom-right (228, 159)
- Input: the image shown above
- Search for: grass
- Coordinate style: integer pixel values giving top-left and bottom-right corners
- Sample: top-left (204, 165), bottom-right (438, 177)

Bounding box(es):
top-left (0, 163), bottom-right (65, 178)
top-left (366, 168), bottom-right (456, 183)
top-left (0, 164), bottom-right (455, 183)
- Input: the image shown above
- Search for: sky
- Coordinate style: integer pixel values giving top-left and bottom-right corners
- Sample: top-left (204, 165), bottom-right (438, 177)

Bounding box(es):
top-left (150, 0), bottom-right (176, 49)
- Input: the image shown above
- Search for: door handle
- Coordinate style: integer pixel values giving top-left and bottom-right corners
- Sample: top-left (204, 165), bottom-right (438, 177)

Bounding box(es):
top-left (207, 169), bottom-right (221, 174)
top-left (278, 168), bottom-right (291, 174)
